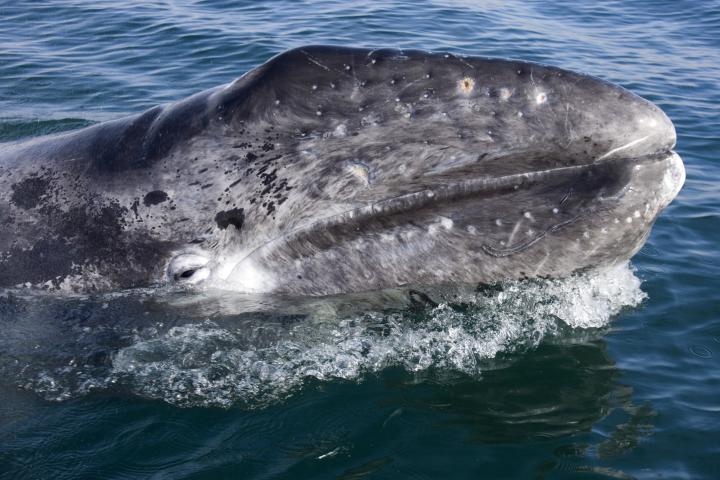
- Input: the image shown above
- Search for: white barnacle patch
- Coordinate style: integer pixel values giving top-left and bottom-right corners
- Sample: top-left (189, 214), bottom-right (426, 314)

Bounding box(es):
top-left (346, 161), bottom-right (371, 187)
top-left (495, 218), bottom-right (502, 226)
top-left (523, 211), bottom-right (534, 221)
top-left (311, 84), bottom-right (318, 90)
top-left (625, 217), bottom-right (633, 223)
top-left (634, 210), bottom-right (641, 218)
top-left (458, 77), bottom-right (475, 95)
top-left (428, 217), bottom-right (453, 235)
top-left (552, 207), bottom-right (559, 214)
top-left (333, 124), bottom-right (347, 138)
top-left (499, 87), bottom-right (512, 101)
top-left (467, 225), bottom-right (477, 235)
top-left (535, 91), bottom-right (548, 104)
top-left (316, 109), bottom-right (323, 116)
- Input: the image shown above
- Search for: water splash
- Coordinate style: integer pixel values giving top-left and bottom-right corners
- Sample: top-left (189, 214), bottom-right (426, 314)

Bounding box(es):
top-left (0, 263), bottom-right (645, 408)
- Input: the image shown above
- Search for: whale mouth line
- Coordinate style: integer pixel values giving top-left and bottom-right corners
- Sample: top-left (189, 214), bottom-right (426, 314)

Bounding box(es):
top-left (225, 149), bottom-right (676, 281)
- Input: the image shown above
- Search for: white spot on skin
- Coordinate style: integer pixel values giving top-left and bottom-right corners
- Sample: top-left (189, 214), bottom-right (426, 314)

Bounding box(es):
top-left (495, 219), bottom-right (502, 226)
top-left (614, 218), bottom-right (620, 224)
top-left (517, 111), bottom-right (523, 117)
top-left (523, 211), bottom-right (534, 221)
top-left (274, 99), bottom-right (280, 105)
top-left (467, 225), bottom-right (477, 235)
top-left (634, 210), bottom-right (641, 218)
top-left (459, 77), bottom-right (475, 94)
top-left (499, 88), bottom-right (512, 101)
top-left (536, 92), bottom-right (547, 104)
top-left (583, 231), bottom-right (590, 239)
top-left (316, 110), bottom-right (323, 116)
top-left (312, 84), bottom-right (318, 90)
top-left (626, 217), bottom-right (633, 223)
top-left (333, 124), bottom-right (347, 137)
top-left (440, 217), bottom-right (454, 230)
top-left (552, 208), bottom-right (559, 214)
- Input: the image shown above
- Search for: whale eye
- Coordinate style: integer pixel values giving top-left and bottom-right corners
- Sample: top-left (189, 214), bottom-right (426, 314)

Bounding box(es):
top-left (167, 253), bottom-right (210, 284)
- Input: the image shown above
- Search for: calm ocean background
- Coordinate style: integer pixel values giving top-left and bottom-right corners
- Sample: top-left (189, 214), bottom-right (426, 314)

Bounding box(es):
top-left (0, 1), bottom-right (719, 478)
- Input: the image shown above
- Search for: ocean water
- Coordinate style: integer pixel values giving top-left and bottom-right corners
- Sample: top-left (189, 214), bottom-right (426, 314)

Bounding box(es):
top-left (0, 1), bottom-right (719, 478)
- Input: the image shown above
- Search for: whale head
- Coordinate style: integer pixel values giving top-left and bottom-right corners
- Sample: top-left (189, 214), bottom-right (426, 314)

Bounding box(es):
top-left (0, 46), bottom-right (684, 294)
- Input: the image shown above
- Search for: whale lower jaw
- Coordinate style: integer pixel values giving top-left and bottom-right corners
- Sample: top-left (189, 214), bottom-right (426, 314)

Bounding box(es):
top-left (221, 150), bottom-right (684, 296)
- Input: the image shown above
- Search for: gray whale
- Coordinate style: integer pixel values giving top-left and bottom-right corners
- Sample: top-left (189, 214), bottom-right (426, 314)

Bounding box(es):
top-left (0, 46), bottom-right (684, 294)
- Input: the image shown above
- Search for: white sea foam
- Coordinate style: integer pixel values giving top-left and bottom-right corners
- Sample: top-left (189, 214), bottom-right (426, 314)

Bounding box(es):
top-left (105, 262), bottom-right (645, 407)
top-left (0, 263), bottom-right (644, 407)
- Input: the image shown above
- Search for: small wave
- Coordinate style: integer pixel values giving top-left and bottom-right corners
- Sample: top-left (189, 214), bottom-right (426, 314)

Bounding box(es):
top-left (0, 263), bottom-right (645, 408)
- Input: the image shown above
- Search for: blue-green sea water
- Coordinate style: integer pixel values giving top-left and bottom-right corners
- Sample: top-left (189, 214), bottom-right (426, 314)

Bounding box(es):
top-left (1, 1), bottom-right (718, 478)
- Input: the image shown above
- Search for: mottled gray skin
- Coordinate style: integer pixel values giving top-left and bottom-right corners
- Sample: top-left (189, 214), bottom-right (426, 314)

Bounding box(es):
top-left (0, 46), bottom-right (684, 294)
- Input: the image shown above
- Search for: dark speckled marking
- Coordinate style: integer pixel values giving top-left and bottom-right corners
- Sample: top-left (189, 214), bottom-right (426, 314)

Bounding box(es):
top-left (10, 175), bottom-right (51, 209)
top-left (143, 190), bottom-right (168, 206)
top-left (215, 208), bottom-right (245, 230)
